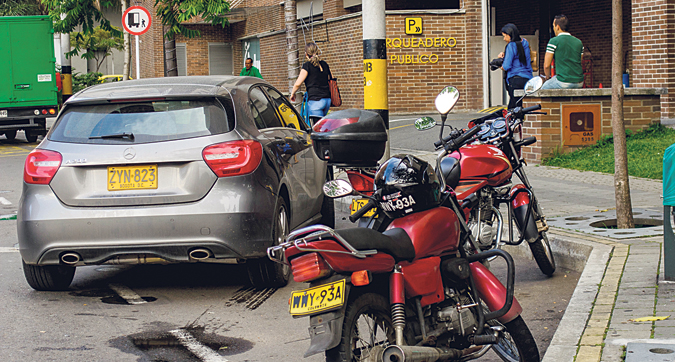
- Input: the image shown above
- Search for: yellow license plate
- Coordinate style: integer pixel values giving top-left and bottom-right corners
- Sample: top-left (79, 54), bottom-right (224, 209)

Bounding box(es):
top-left (107, 165), bottom-right (158, 191)
top-left (289, 279), bottom-right (345, 316)
top-left (351, 198), bottom-right (377, 218)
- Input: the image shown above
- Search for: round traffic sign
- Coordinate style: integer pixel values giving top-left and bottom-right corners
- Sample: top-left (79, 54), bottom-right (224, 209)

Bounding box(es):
top-left (122, 6), bottom-right (152, 36)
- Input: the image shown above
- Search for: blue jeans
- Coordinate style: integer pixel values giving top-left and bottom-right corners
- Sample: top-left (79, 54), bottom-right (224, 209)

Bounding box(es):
top-left (541, 75), bottom-right (584, 89)
top-left (307, 98), bottom-right (331, 117)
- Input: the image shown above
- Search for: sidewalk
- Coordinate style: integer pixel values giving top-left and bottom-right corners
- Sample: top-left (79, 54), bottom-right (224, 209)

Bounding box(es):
top-left (401, 148), bottom-right (673, 361)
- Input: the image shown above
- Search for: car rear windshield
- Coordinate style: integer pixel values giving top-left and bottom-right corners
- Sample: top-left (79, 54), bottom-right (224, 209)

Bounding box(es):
top-left (49, 98), bottom-right (235, 144)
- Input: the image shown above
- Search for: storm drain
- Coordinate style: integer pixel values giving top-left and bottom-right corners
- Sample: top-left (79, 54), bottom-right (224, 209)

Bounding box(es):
top-left (626, 342), bottom-right (675, 362)
top-left (227, 287), bottom-right (277, 310)
top-left (547, 208), bottom-right (664, 239)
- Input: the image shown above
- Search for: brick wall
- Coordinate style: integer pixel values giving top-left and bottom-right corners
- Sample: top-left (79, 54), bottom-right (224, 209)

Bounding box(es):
top-left (631, 0), bottom-right (675, 118)
top-left (520, 90), bottom-right (662, 163)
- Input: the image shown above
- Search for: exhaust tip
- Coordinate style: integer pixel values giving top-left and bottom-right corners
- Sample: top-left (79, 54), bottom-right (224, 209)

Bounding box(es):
top-left (61, 252), bottom-right (81, 265)
top-left (188, 248), bottom-right (212, 260)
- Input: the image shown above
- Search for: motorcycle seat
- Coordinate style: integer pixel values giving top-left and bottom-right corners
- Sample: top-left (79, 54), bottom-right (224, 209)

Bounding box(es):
top-left (335, 228), bottom-right (415, 262)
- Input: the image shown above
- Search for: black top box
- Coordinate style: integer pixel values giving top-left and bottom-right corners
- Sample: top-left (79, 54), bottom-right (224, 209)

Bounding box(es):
top-left (310, 109), bottom-right (388, 167)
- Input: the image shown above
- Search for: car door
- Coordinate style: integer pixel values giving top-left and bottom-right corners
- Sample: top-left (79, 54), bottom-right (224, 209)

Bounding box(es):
top-left (263, 86), bottom-right (325, 221)
top-left (248, 86), bottom-right (310, 227)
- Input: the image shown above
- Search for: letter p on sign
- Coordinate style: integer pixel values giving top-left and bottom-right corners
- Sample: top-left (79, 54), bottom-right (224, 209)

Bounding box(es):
top-left (405, 17), bottom-right (423, 35)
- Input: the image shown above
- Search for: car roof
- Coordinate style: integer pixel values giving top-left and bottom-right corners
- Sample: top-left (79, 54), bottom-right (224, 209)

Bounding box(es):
top-left (66, 76), bottom-right (264, 104)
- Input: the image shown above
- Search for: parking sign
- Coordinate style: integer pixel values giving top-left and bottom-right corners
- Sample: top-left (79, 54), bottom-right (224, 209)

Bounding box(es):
top-left (122, 6), bottom-right (152, 36)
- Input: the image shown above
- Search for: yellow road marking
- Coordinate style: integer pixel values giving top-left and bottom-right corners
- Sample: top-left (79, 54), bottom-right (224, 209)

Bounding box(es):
top-left (478, 106), bottom-right (506, 113)
top-left (390, 124), bottom-right (413, 130)
top-left (0, 144), bottom-right (35, 157)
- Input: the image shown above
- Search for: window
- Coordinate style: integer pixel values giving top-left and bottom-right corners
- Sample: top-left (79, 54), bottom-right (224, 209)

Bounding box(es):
top-left (265, 87), bottom-right (306, 130)
top-left (176, 43), bottom-right (187, 76)
top-left (249, 87), bottom-right (283, 129)
top-left (50, 98), bottom-right (234, 144)
top-left (209, 43), bottom-right (233, 75)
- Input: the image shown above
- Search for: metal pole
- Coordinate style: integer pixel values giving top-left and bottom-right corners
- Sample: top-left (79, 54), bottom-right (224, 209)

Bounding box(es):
top-left (135, 35), bottom-right (141, 79)
top-left (362, 0), bottom-right (389, 160)
top-left (59, 17), bottom-right (72, 102)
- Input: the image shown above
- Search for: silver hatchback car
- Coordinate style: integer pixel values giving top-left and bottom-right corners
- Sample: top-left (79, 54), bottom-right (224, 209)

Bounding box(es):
top-left (19, 76), bottom-right (332, 290)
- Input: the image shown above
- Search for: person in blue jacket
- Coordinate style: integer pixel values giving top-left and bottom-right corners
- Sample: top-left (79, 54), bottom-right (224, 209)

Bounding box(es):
top-left (498, 23), bottom-right (533, 109)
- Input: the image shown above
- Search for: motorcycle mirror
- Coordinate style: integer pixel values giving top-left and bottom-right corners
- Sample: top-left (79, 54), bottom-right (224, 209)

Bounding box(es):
top-left (434, 86), bottom-right (460, 115)
top-left (414, 117), bottom-right (437, 131)
top-left (323, 179), bottom-right (354, 198)
top-left (524, 76), bottom-right (544, 95)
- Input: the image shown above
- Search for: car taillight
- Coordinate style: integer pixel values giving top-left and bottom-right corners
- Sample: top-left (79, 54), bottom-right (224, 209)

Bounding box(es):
top-left (24, 149), bottom-right (62, 184)
top-left (202, 140), bottom-right (263, 177)
top-left (291, 252), bottom-right (332, 283)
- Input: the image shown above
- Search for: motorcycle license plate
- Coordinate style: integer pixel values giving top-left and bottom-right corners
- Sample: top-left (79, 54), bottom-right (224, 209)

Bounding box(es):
top-left (289, 279), bottom-right (345, 316)
top-left (350, 198), bottom-right (377, 218)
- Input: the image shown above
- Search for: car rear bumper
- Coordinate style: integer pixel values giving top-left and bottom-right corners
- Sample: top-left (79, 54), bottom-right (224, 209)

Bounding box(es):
top-left (18, 182), bottom-right (278, 265)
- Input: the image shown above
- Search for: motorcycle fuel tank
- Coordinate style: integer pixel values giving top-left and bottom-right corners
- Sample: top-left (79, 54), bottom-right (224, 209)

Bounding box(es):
top-left (452, 144), bottom-right (512, 186)
top-left (387, 207), bottom-right (461, 258)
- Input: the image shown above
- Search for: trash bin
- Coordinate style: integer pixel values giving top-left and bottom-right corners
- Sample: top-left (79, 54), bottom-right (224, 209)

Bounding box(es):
top-left (663, 143), bottom-right (675, 281)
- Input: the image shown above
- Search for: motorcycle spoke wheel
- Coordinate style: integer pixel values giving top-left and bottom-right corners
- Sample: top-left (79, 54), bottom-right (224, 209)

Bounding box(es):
top-left (490, 316), bottom-right (540, 362)
top-left (529, 231), bottom-right (556, 276)
top-left (326, 293), bottom-right (395, 362)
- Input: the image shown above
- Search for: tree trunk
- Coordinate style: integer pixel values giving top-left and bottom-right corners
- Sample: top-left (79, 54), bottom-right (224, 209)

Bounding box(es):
top-left (285, 0), bottom-right (299, 99)
top-left (612, 0), bottom-right (634, 228)
top-left (164, 25), bottom-right (178, 77)
top-left (122, 0), bottom-right (131, 80)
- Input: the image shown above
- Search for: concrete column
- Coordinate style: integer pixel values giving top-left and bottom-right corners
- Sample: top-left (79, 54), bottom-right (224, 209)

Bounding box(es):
top-left (362, 0), bottom-right (389, 159)
top-left (60, 31), bottom-right (72, 102)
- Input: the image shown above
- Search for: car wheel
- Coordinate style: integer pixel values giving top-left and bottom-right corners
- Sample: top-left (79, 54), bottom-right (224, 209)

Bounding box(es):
top-left (4, 130), bottom-right (17, 140)
top-left (247, 197), bottom-right (291, 288)
top-left (22, 260), bottom-right (75, 291)
top-left (25, 131), bottom-right (38, 143)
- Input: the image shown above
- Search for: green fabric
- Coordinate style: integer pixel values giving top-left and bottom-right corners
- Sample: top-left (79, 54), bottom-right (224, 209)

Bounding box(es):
top-left (546, 33), bottom-right (584, 84)
top-left (664, 143), bottom-right (675, 205)
top-left (239, 66), bottom-right (263, 79)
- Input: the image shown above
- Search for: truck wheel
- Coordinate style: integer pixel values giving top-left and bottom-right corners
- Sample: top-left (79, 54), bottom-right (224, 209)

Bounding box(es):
top-left (4, 130), bottom-right (17, 140)
top-left (25, 131), bottom-right (38, 143)
top-left (22, 260), bottom-right (75, 291)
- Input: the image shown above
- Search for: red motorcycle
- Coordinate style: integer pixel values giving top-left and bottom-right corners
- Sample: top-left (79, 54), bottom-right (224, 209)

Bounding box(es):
top-left (267, 89), bottom-right (539, 362)
top-left (420, 76), bottom-right (555, 276)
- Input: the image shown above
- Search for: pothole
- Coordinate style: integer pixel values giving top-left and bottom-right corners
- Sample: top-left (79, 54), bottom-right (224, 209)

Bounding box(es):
top-left (70, 288), bottom-right (157, 305)
top-left (589, 218), bottom-right (663, 229)
top-left (111, 325), bottom-right (254, 362)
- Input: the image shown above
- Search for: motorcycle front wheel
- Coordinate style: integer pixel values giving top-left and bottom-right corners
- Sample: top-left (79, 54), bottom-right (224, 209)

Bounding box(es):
top-left (325, 292), bottom-right (396, 362)
top-left (490, 315), bottom-right (540, 362)
top-left (529, 231), bottom-right (556, 276)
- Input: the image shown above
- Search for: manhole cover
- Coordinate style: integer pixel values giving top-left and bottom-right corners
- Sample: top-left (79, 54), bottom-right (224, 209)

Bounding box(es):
top-left (626, 342), bottom-right (675, 361)
top-left (589, 218), bottom-right (663, 229)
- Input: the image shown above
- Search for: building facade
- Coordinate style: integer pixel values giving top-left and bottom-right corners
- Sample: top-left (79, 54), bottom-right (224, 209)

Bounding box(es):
top-left (131, 0), bottom-right (674, 119)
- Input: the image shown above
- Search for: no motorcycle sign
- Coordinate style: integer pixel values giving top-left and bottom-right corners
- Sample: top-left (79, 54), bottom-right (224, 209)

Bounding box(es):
top-left (122, 6), bottom-right (152, 36)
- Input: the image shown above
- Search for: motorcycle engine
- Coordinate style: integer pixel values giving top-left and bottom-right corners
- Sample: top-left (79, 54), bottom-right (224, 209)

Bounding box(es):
top-left (468, 191), bottom-right (499, 248)
top-left (436, 290), bottom-right (477, 337)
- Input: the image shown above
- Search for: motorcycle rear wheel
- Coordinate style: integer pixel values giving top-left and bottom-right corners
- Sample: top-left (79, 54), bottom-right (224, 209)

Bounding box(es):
top-left (325, 292), bottom-right (396, 362)
top-left (529, 231), bottom-right (555, 276)
top-left (491, 315), bottom-right (540, 362)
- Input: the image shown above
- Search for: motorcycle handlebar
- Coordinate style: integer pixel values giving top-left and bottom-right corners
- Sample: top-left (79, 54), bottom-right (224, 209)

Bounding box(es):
top-left (349, 198), bottom-right (378, 223)
top-left (443, 125), bottom-right (481, 152)
top-left (521, 104), bottom-right (542, 113)
top-left (434, 129), bottom-right (462, 148)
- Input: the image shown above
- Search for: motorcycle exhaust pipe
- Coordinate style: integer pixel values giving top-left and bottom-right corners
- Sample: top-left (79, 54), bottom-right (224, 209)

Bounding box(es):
top-left (61, 252), bottom-right (81, 265)
top-left (382, 345), bottom-right (463, 362)
top-left (188, 248), bottom-right (212, 260)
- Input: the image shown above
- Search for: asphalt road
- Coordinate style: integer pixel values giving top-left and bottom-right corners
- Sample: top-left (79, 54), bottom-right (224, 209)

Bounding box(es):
top-left (0, 123), bottom-right (580, 362)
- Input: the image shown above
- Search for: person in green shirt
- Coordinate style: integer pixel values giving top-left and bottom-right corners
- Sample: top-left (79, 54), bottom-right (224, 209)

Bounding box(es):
top-left (542, 14), bottom-right (584, 89)
top-left (239, 58), bottom-right (263, 79)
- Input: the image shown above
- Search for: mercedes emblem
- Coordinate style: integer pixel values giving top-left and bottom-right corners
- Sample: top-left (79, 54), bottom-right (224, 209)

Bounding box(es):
top-left (123, 147), bottom-right (136, 160)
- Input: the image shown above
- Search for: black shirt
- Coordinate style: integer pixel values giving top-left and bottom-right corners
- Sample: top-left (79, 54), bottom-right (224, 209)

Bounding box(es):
top-left (302, 60), bottom-right (331, 101)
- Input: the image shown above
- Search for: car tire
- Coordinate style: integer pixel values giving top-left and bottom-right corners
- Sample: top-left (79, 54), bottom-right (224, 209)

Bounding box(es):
top-left (22, 260), bottom-right (75, 291)
top-left (4, 130), bottom-right (17, 140)
top-left (25, 131), bottom-right (38, 143)
top-left (247, 197), bottom-right (291, 288)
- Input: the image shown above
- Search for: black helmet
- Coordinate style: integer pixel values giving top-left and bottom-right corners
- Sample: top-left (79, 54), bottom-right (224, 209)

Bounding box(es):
top-left (374, 154), bottom-right (441, 219)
